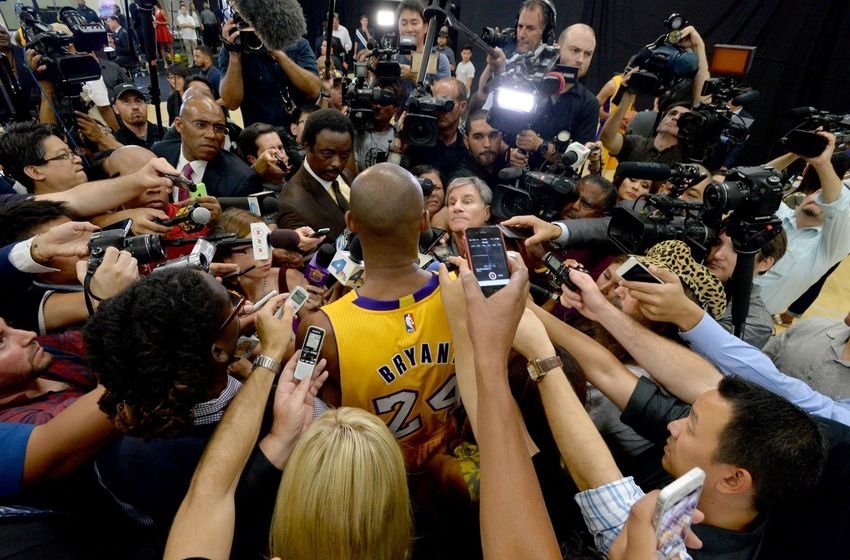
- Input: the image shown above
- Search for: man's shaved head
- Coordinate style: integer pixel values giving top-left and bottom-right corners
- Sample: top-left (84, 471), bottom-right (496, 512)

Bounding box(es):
top-left (105, 145), bottom-right (156, 177)
top-left (349, 163), bottom-right (424, 238)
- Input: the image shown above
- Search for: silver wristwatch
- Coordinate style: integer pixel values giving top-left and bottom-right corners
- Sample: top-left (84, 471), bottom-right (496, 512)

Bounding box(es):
top-left (253, 354), bottom-right (283, 375)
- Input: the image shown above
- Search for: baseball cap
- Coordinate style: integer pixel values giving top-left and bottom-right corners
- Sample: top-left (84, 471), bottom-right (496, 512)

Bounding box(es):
top-left (112, 83), bottom-right (146, 103)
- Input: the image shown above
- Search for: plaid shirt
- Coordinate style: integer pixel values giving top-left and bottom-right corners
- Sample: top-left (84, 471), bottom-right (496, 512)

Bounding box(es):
top-left (0, 331), bottom-right (96, 425)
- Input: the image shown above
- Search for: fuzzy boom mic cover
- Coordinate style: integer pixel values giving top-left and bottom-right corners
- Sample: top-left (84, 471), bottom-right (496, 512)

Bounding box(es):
top-left (232, 0), bottom-right (308, 51)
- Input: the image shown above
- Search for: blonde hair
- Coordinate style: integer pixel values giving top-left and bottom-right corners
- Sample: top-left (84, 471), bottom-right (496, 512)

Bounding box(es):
top-left (270, 407), bottom-right (412, 560)
top-left (214, 207), bottom-right (256, 238)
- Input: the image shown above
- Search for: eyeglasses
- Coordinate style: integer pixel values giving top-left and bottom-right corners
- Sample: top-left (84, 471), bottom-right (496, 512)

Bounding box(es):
top-left (216, 289), bottom-right (245, 337)
top-left (39, 151), bottom-right (77, 164)
top-left (189, 120), bottom-right (228, 135)
top-left (576, 196), bottom-right (606, 212)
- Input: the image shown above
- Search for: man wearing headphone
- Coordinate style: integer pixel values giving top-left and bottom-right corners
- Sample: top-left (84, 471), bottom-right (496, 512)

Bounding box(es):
top-left (475, 1), bottom-right (600, 167)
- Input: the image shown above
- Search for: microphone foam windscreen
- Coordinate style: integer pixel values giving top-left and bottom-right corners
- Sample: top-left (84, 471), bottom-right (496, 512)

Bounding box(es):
top-left (269, 228), bottom-right (302, 251)
top-left (190, 206), bottom-right (212, 225)
top-left (232, 0), bottom-right (307, 51)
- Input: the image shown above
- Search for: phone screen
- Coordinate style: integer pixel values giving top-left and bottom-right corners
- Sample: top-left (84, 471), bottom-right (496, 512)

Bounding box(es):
top-left (290, 287), bottom-right (309, 308)
top-left (301, 328), bottom-right (324, 364)
top-left (465, 227), bottom-right (510, 289)
top-left (618, 258), bottom-right (663, 284)
top-left (656, 485), bottom-right (702, 556)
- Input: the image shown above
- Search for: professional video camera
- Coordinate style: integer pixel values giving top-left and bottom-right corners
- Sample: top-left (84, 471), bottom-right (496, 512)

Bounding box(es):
top-left (492, 167), bottom-right (579, 221)
top-left (622, 13), bottom-right (698, 97)
top-left (16, 5), bottom-right (106, 95)
top-left (486, 44), bottom-right (569, 139)
top-left (481, 25), bottom-right (516, 52)
top-left (231, 12), bottom-right (265, 53)
top-left (402, 88), bottom-right (455, 148)
top-left (345, 62), bottom-right (400, 131)
top-left (365, 33), bottom-right (417, 81)
top-left (780, 106), bottom-right (850, 158)
top-left (87, 229), bottom-right (166, 269)
top-left (608, 164), bottom-right (784, 261)
top-left (677, 45), bottom-right (759, 162)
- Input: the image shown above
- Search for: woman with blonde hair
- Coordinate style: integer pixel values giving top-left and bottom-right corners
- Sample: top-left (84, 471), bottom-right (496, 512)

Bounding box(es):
top-left (270, 407), bottom-right (412, 560)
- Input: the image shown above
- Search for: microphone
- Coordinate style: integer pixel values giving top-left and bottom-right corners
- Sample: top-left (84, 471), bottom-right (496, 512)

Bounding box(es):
top-left (329, 236), bottom-right (365, 288)
top-left (562, 142), bottom-right (591, 171)
top-left (615, 162), bottom-right (673, 182)
top-left (787, 106), bottom-right (816, 119)
top-left (159, 205), bottom-right (212, 232)
top-left (498, 167), bottom-right (524, 181)
top-left (731, 90), bottom-right (759, 106)
top-left (268, 228), bottom-right (301, 251)
top-left (303, 244), bottom-right (336, 287)
top-left (231, 0), bottom-right (307, 51)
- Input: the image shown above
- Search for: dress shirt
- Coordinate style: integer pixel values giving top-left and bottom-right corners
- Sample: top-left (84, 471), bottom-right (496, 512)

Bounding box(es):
top-left (679, 312), bottom-right (850, 426)
top-left (174, 150), bottom-right (209, 202)
top-left (754, 185), bottom-right (850, 313)
top-left (302, 158), bottom-right (350, 205)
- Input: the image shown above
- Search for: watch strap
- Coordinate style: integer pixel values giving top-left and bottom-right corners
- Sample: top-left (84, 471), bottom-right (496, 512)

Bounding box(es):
top-left (528, 355), bottom-right (562, 381)
top-left (253, 354), bottom-right (283, 375)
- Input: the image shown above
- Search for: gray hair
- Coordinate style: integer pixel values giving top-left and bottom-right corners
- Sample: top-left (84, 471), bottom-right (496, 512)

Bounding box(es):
top-left (445, 176), bottom-right (493, 206)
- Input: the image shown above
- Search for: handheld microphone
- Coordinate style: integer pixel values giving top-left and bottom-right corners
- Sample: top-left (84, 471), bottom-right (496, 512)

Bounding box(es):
top-left (562, 142), bottom-right (591, 171)
top-left (231, 0), bottom-right (307, 51)
top-left (615, 162), bottom-right (673, 182)
top-left (329, 237), bottom-right (365, 288)
top-left (158, 205), bottom-right (212, 232)
top-left (303, 244), bottom-right (336, 287)
top-left (216, 228), bottom-right (302, 252)
top-left (498, 167), bottom-right (524, 181)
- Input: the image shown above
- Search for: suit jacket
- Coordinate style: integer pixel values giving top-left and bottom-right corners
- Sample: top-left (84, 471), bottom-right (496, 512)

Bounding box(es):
top-left (114, 27), bottom-right (135, 67)
top-left (277, 165), bottom-right (353, 241)
top-left (150, 139), bottom-right (262, 198)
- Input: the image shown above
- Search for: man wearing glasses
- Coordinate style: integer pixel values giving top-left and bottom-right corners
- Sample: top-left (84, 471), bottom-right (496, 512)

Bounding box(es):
top-left (0, 122), bottom-right (88, 196)
top-left (152, 95), bottom-right (262, 199)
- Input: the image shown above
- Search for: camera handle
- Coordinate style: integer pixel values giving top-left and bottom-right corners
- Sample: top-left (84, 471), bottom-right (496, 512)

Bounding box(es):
top-left (726, 216), bottom-right (783, 339)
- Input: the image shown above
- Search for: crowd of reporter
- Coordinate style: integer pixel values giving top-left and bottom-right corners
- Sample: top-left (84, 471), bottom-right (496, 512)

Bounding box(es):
top-left (0, 0), bottom-right (849, 559)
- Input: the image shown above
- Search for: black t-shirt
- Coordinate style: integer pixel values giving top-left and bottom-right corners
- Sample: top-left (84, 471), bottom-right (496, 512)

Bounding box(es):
top-left (622, 377), bottom-right (766, 560)
top-left (530, 82), bottom-right (600, 145)
top-left (617, 133), bottom-right (684, 165)
top-left (114, 122), bottom-right (164, 149)
top-left (407, 133), bottom-right (468, 177)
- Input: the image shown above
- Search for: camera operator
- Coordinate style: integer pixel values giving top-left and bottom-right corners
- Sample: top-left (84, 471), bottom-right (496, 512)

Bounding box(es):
top-left (218, 19), bottom-right (320, 129)
top-left (447, 110), bottom-right (508, 190)
top-left (754, 132), bottom-right (850, 314)
top-left (513, 23), bottom-right (600, 165)
top-left (396, 0), bottom-right (451, 83)
top-left (406, 77), bottom-right (469, 175)
top-left (0, 25), bottom-right (38, 112)
top-left (354, 82), bottom-right (402, 171)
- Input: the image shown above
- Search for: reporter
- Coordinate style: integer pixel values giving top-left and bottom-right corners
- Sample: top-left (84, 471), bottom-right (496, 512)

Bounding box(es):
top-left (445, 177), bottom-right (493, 258)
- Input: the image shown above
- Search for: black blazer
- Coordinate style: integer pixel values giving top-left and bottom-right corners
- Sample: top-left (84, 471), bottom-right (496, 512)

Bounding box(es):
top-left (277, 165), bottom-right (352, 241)
top-left (150, 139), bottom-right (262, 198)
top-left (114, 27), bottom-right (135, 67)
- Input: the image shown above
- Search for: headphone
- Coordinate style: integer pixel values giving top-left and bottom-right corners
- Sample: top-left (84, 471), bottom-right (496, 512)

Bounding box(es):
top-left (514, 0), bottom-right (558, 45)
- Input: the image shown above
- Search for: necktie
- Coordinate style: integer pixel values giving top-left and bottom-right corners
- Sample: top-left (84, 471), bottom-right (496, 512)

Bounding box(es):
top-left (178, 163), bottom-right (193, 202)
top-left (331, 180), bottom-right (348, 212)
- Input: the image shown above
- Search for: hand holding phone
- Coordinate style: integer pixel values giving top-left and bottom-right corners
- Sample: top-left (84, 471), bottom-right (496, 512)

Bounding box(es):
top-left (464, 226), bottom-right (511, 297)
top-left (294, 326), bottom-right (325, 380)
top-left (653, 467), bottom-right (705, 559)
top-left (616, 256), bottom-right (663, 284)
top-left (309, 228), bottom-right (330, 238)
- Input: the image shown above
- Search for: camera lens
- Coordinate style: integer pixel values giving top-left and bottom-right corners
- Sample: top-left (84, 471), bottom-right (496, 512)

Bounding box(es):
top-left (124, 234), bottom-right (166, 264)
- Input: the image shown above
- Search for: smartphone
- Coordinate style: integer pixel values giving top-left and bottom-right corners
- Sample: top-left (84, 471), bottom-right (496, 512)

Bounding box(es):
top-left (616, 256), bottom-right (663, 284)
top-left (310, 228), bottom-right (331, 238)
top-left (288, 285), bottom-right (310, 315)
top-left (464, 226), bottom-right (511, 296)
top-left (294, 326), bottom-right (325, 380)
top-left (653, 467), bottom-right (706, 558)
top-left (541, 252), bottom-right (587, 292)
top-left (497, 224), bottom-right (532, 240)
top-left (103, 218), bottom-right (134, 234)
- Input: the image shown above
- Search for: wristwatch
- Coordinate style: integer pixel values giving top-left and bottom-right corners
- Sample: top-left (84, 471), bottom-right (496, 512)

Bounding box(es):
top-left (537, 141), bottom-right (550, 157)
top-left (253, 354), bottom-right (283, 375)
top-left (527, 355), bottom-right (563, 382)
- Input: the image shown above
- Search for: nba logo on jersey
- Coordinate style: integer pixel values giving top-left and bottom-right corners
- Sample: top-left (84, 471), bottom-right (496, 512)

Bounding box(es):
top-left (404, 313), bottom-right (415, 333)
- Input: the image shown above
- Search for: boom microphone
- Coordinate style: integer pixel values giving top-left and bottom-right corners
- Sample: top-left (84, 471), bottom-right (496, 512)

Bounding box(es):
top-left (615, 162), bottom-right (673, 182)
top-left (231, 0), bottom-right (307, 51)
top-left (159, 205), bottom-right (212, 231)
top-left (787, 106), bottom-right (816, 119)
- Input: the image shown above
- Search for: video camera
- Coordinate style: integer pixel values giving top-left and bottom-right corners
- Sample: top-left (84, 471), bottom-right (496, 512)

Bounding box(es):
top-left (481, 25), bottom-right (516, 52)
top-left (345, 62), bottom-right (401, 131)
top-left (608, 164), bottom-right (783, 261)
top-left (780, 107), bottom-right (850, 158)
top-left (492, 166), bottom-right (579, 221)
top-left (402, 88), bottom-right (455, 148)
top-left (486, 44), bottom-right (570, 139)
top-left (87, 229), bottom-right (166, 269)
top-left (16, 5), bottom-right (106, 95)
top-left (623, 13), bottom-right (698, 97)
top-left (677, 45), bottom-right (759, 162)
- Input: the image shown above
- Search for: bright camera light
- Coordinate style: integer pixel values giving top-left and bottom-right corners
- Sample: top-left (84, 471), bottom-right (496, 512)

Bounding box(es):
top-left (495, 88), bottom-right (536, 113)
top-left (376, 10), bottom-right (395, 28)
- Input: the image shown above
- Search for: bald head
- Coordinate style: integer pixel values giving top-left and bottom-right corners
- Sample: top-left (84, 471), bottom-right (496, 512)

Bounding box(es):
top-left (350, 163), bottom-right (424, 238)
top-left (181, 84), bottom-right (214, 104)
top-left (176, 95), bottom-right (226, 161)
top-left (559, 23), bottom-right (596, 78)
top-left (105, 145), bottom-right (156, 177)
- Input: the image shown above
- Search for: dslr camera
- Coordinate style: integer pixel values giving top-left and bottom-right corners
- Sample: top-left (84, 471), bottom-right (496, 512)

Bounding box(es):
top-left (87, 229), bottom-right (166, 269)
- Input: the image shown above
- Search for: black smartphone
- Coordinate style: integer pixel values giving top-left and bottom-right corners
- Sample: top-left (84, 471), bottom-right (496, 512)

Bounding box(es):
top-left (541, 252), bottom-right (587, 292)
top-left (464, 226), bottom-right (511, 296)
top-left (310, 228), bottom-right (330, 238)
top-left (423, 227), bottom-right (448, 254)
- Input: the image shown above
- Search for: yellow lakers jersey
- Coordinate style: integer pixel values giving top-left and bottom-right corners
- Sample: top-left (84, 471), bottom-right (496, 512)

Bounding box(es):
top-left (322, 274), bottom-right (456, 469)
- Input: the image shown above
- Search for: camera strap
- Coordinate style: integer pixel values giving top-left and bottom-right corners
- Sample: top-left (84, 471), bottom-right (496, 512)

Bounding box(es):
top-left (83, 261), bottom-right (103, 317)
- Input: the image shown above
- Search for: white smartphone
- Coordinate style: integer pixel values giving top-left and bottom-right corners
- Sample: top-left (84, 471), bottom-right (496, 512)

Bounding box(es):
top-left (294, 326), bottom-right (325, 381)
top-left (464, 226), bottom-right (511, 296)
top-left (288, 285), bottom-right (310, 314)
top-left (616, 256), bottom-right (663, 284)
top-left (653, 467), bottom-right (706, 559)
